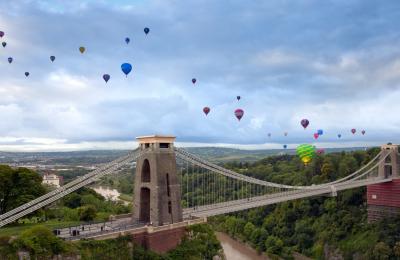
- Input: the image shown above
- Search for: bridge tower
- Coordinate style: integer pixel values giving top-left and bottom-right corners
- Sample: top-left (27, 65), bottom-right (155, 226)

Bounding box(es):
top-left (133, 135), bottom-right (183, 226)
top-left (367, 144), bottom-right (400, 222)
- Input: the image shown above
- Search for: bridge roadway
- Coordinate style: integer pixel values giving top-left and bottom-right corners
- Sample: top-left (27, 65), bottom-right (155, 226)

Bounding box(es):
top-left (183, 177), bottom-right (391, 218)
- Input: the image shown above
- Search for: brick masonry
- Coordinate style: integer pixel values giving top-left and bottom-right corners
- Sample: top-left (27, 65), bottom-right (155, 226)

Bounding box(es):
top-left (367, 179), bottom-right (400, 222)
top-left (132, 227), bottom-right (186, 253)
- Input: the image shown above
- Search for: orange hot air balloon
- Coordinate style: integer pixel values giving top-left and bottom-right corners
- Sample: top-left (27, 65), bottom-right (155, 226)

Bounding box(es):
top-left (79, 46), bottom-right (85, 54)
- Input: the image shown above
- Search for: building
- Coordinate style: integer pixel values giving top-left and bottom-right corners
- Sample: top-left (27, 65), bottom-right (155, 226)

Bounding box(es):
top-left (42, 172), bottom-right (63, 187)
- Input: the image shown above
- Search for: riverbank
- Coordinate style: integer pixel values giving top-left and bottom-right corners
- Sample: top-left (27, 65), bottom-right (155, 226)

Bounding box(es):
top-left (216, 232), bottom-right (270, 260)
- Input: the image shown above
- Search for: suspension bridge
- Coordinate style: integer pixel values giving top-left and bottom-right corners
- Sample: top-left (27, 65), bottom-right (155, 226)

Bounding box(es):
top-left (0, 135), bottom-right (398, 249)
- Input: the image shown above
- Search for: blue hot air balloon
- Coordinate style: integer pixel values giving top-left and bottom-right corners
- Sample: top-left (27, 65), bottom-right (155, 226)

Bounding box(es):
top-left (7, 57), bottom-right (12, 64)
top-left (103, 74), bottom-right (110, 83)
top-left (125, 37), bottom-right (130, 44)
top-left (25, 72), bottom-right (29, 77)
top-left (121, 63), bottom-right (132, 77)
top-left (2, 42), bottom-right (6, 48)
top-left (50, 56), bottom-right (55, 62)
top-left (144, 27), bottom-right (150, 35)
top-left (338, 134), bottom-right (342, 138)
top-left (283, 144), bottom-right (287, 149)
top-left (317, 129), bottom-right (323, 135)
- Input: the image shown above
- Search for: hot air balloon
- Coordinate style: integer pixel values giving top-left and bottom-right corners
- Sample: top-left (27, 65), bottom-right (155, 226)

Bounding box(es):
top-left (338, 134), bottom-right (342, 138)
top-left (121, 63), bottom-right (132, 77)
top-left (351, 128), bottom-right (356, 134)
top-left (317, 129), bottom-right (323, 135)
top-left (2, 42), bottom-right (6, 48)
top-left (203, 107), bottom-right (210, 116)
top-left (0, 31), bottom-right (4, 38)
top-left (361, 130), bottom-right (366, 135)
top-left (284, 132), bottom-right (288, 137)
top-left (268, 133), bottom-right (271, 138)
top-left (296, 144), bottom-right (316, 165)
top-left (7, 57), bottom-right (12, 64)
top-left (237, 96), bottom-right (241, 101)
top-left (144, 27), bottom-right (150, 35)
top-left (125, 37), bottom-right (130, 44)
top-left (103, 74), bottom-right (110, 83)
top-left (79, 46), bottom-right (85, 54)
top-left (25, 72), bottom-right (29, 77)
top-left (50, 56), bottom-right (55, 62)
top-left (313, 133), bottom-right (319, 139)
top-left (317, 149), bottom-right (325, 155)
top-left (234, 109), bottom-right (244, 121)
top-left (283, 144), bottom-right (287, 149)
top-left (301, 119), bottom-right (309, 129)
top-left (192, 78), bottom-right (196, 84)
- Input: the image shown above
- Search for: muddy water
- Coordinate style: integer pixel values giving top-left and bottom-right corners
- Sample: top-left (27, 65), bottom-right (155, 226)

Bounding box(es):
top-left (216, 232), bottom-right (269, 260)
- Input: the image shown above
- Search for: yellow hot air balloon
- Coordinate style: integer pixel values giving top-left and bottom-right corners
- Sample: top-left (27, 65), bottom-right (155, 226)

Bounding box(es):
top-left (296, 144), bottom-right (316, 165)
top-left (79, 46), bottom-right (85, 54)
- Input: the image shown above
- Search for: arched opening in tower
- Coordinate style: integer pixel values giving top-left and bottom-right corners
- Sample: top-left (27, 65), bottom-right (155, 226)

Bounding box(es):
top-left (141, 159), bottom-right (151, 182)
top-left (139, 187), bottom-right (150, 223)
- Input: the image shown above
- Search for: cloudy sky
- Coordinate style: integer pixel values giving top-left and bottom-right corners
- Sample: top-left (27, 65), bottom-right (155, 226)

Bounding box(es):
top-left (0, 0), bottom-right (399, 151)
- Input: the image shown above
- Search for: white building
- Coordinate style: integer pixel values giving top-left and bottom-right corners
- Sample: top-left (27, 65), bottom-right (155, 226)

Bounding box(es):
top-left (42, 173), bottom-right (62, 188)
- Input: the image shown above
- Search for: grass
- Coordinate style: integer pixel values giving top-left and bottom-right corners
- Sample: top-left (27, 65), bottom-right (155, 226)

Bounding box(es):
top-left (0, 220), bottom-right (82, 237)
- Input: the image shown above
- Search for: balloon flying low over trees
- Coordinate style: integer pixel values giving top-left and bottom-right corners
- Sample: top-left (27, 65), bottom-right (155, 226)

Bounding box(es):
top-left (296, 144), bottom-right (316, 165)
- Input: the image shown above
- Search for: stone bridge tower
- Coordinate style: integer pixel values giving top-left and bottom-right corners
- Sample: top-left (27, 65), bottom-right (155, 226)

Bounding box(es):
top-left (133, 135), bottom-right (183, 226)
top-left (367, 144), bottom-right (400, 221)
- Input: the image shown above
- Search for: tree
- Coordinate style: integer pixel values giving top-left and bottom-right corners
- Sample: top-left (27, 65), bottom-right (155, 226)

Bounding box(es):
top-left (372, 242), bottom-right (391, 260)
top-left (79, 205), bottom-right (97, 221)
top-left (0, 166), bottom-right (46, 214)
top-left (243, 222), bottom-right (256, 240)
top-left (14, 226), bottom-right (66, 257)
top-left (393, 241), bottom-right (400, 257)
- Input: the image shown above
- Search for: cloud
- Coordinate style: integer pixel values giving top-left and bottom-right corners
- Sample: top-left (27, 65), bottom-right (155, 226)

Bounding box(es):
top-left (0, 0), bottom-right (399, 151)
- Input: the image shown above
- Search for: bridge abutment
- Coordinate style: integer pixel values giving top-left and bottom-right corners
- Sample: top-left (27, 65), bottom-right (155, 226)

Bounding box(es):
top-left (367, 144), bottom-right (400, 222)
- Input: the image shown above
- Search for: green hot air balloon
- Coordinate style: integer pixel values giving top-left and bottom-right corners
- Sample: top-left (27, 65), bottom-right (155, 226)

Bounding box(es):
top-left (296, 144), bottom-right (316, 165)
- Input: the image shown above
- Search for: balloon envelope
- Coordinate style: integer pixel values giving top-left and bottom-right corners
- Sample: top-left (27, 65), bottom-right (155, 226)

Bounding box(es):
top-left (234, 109), bottom-right (244, 121)
top-left (1, 42), bottom-right (6, 48)
top-left (296, 144), bottom-right (316, 165)
top-left (203, 107), bottom-right (210, 116)
top-left (317, 149), bottom-right (325, 155)
top-left (338, 134), bottom-right (342, 138)
top-left (125, 37), bottom-right (130, 44)
top-left (103, 74), bottom-right (110, 83)
top-left (0, 31), bottom-right (4, 37)
top-left (361, 130), bottom-right (366, 135)
top-left (268, 133), bottom-right (271, 137)
top-left (301, 119), bottom-right (309, 129)
top-left (7, 57), bottom-right (12, 63)
top-left (237, 96), bottom-right (241, 101)
top-left (121, 63), bottom-right (132, 76)
top-left (50, 56), bottom-right (55, 62)
top-left (317, 129), bottom-right (323, 135)
top-left (144, 27), bottom-right (150, 34)
top-left (284, 132), bottom-right (288, 136)
top-left (79, 46), bottom-right (85, 53)
top-left (192, 78), bottom-right (196, 84)
top-left (351, 128), bottom-right (356, 134)
top-left (283, 144), bottom-right (287, 149)
top-left (25, 72), bottom-right (29, 77)
top-left (313, 133), bottom-right (319, 139)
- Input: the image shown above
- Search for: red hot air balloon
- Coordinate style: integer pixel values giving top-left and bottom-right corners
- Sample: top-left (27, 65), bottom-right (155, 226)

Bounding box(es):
top-left (317, 149), bottom-right (325, 155)
top-left (203, 107), bottom-right (210, 116)
top-left (301, 119), bottom-right (309, 129)
top-left (361, 130), bottom-right (366, 135)
top-left (192, 78), bottom-right (196, 84)
top-left (314, 133), bottom-right (319, 139)
top-left (351, 128), bottom-right (356, 134)
top-left (234, 109), bottom-right (244, 121)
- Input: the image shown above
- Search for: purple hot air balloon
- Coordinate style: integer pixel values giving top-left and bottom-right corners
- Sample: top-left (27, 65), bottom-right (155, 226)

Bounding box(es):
top-left (50, 56), bottom-right (55, 62)
top-left (203, 107), bottom-right (210, 116)
top-left (0, 31), bottom-right (4, 38)
top-left (361, 130), bottom-right (366, 135)
top-left (7, 57), bottom-right (12, 64)
top-left (351, 128), bottom-right (356, 134)
top-left (2, 42), bottom-right (6, 48)
top-left (235, 109), bottom-right (244, 121)
top-left (25, 72), bottom-right (29, 77)
top-left (103, 74), bottom-right (110, 83)
top-left (301, 119), bottom-right (309, 129)
top-left (192, 78), bottom-right (196, 84)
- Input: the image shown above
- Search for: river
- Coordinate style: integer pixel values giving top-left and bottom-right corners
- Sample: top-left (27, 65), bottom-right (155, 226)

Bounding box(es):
top-left (216, 232), bottom-right (269, 260)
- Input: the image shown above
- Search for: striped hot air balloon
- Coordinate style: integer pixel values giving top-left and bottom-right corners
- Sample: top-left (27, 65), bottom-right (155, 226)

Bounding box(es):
top-left (296, 144), bottom-right (316, 165)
